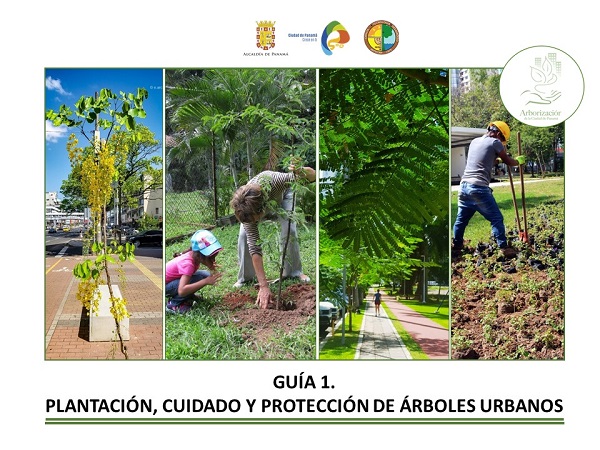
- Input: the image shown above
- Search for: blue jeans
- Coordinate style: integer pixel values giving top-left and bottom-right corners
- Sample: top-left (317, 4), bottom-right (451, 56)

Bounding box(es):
top-left (453, 182), bottom-right (507, 248)
top-left (165, 270), bottom-right (210, 305)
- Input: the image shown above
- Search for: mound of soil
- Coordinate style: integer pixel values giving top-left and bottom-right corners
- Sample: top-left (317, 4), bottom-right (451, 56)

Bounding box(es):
top-left (451, 200), bottom-right (564, 360)
top-left (220, 283), bottom-right (315, 344)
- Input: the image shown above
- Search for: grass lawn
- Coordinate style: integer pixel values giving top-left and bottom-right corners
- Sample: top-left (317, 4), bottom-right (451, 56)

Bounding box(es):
top-left (318, 293), bottom-right (447, 360)
top-left (394, 296), bottom-right (449, 329)
top-left (380, 302), bottom-right (428, 360)
top-left (318, 307), bottom-right (365, 360)
top-left (165, 220), bottom-right (316, 294)
top-left (165, 220), bottom-right (317, 360)
top-left (451, 177), bottom-right (564, 245)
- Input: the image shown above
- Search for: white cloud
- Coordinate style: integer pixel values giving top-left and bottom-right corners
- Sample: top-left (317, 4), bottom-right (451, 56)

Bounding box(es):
top-left (45, 120), bottom-right (68, 143)
top-left (45, 76), bottom-right (71, 96)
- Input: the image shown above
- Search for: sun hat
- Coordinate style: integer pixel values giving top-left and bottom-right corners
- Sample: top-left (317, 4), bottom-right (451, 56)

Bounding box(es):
top-left (191, 230), bottom-right (222, 256)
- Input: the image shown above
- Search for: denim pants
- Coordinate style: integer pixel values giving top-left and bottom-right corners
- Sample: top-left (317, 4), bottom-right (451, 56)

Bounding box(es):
top-left (453, 182), bottom-right (507, 248)
top-left (165, 270), bottom-right (210, 305)
top-left (236, 188), bottom-right (303, 284)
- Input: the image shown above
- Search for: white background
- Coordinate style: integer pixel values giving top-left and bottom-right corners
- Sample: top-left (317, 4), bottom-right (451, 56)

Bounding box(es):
top-left (1, 2), bottom-right (596, 448)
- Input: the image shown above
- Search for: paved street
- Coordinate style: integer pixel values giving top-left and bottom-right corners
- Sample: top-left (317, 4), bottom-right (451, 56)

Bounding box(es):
top-left (45, 236), bottom-right (163, 360)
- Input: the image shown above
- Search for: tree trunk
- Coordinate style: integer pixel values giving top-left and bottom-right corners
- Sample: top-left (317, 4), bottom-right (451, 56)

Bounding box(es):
top-left (212, 134), bottom-right (218, 222)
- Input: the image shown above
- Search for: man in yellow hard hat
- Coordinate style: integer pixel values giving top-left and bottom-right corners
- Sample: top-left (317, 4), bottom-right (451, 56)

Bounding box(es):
top-left (452, 121), bottom-right (526, 257)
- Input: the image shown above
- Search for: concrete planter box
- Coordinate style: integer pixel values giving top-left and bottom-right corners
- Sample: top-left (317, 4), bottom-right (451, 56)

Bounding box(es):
top-left (89, 285), bottom-right (130, 342)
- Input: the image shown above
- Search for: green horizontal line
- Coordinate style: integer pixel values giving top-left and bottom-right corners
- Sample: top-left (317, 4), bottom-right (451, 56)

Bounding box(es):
top-left (46, 418), bottom-right (564, 425)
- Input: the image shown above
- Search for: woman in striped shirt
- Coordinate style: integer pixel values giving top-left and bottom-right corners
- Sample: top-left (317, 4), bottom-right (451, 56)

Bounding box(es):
top-left (230, 166), bottom-right (316, 309)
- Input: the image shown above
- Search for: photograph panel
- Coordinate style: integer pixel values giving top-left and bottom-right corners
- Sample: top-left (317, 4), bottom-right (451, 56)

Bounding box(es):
top-left (450, 68), bottom-right (565, 360)
top-left (45, 68), bottom-right (164, 360)
top-left (164, 68), bottom-right (317, 360)
top-left (318, 69), bottom-right (450, 360)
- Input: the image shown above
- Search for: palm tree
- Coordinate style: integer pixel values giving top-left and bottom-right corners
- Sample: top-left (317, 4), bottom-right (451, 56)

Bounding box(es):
top-left (166, 69), bottom-right (316, 188)
top-left (165, 68), bottom-right (316, 229)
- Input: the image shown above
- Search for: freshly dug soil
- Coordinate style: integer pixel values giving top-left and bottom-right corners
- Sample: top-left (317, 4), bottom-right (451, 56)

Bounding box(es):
top-left (451, 200), bottom-right (564, 360)
top-left (220, 283), bottom-right (315, 344)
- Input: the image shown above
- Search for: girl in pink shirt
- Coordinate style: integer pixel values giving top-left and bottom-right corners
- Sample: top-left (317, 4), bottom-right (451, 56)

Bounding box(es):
top-left (165, 230), bottom-right (223, 314)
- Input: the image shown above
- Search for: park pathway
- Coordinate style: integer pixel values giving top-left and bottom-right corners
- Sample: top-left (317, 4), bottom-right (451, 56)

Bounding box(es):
top-left (355, 289), bottom-right (411, 360)
top-left (355, 287), bottom-right (449, 360)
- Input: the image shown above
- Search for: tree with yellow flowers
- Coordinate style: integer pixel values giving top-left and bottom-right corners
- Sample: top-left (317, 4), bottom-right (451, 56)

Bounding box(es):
top-left (47, 88), bottom-right (149, 359)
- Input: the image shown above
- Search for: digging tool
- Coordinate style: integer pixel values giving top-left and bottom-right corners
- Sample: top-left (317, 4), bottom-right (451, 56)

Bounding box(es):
top-left (517, 132), bottom-right (530, 244)
top-left (507, 161), bottom-right (523, 238)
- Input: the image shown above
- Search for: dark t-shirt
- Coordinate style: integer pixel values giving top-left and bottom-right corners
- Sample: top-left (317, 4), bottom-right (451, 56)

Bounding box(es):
top-left (461, 135), bottom-right (505, 187)
top-left (374, 292), bottom-right (382, 303)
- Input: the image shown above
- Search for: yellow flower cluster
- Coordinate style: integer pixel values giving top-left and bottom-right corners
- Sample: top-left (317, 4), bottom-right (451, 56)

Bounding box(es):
top-left (110, 296), bottom-right (130, 323)
top-left (81, 142), bottom-right (116, 218)
top-left (76, 278), bottom-right (100, 316)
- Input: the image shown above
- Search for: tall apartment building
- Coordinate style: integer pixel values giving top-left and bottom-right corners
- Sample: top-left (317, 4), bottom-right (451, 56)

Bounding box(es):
top-left (452, 68), bottom-right (503, 93)
top-left (451, 68), bottom-right (472, 93)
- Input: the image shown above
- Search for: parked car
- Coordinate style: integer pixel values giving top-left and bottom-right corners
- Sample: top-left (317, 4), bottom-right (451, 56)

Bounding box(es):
top-left (120, 225), bottom-right (137, 236)
top-left (48, 227), bottom-right (57, 233)
top-left (62, 225), bottom-right (70, 232)
top-left (319, 301), bottom-right (339, 333)
top-left (127, 229), bottom-right (163, 247)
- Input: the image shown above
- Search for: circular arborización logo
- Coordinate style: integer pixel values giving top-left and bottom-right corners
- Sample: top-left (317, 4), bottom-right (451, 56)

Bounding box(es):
top-left (364, 20), bottom-right (398, 55)
top-left (500, 46), bottom-right (584, 127)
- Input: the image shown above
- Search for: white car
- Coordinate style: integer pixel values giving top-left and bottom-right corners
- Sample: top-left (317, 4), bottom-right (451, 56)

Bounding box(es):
top-left (319, 301), bottom-right (339, 332)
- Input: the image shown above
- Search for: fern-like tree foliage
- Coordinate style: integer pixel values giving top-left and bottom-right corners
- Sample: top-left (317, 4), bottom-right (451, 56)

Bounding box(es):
top-left (320, 68), bottom-right (449, 268)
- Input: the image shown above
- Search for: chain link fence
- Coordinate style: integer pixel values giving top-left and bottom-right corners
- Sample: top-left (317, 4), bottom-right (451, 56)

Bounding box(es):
top-left (165, 169), bottom-right (239, 244)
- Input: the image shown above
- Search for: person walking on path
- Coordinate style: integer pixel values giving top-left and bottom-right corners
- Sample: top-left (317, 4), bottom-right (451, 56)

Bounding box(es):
top-left (230, 164), bottom-right (316, 309)
top-left (357, 287), bottom-right (449, 359)
top-left (373, 289), bottom-right (382, 316)
top-left (355, 288), bottom-right (411, 360)
top-left (452, 121), bottom-right (525, 258)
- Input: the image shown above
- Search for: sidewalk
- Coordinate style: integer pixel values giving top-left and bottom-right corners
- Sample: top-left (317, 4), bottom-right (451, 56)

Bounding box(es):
top-left (355, 293), bottom-right (411, 360)
top-left (355, 287), bottom-right (449, 360)
top-left (45, 249), bottom-right (163, 360)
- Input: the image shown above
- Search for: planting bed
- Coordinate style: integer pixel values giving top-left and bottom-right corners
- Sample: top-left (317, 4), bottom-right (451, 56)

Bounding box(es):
top-left (451, 200), bottom-right (564, 360)
top-left (220, 283), bottom-right (316, 347)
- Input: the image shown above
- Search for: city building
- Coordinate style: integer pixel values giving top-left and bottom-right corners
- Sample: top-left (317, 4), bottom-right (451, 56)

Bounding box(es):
top-left (45, 192), bottom-right (84, 228)
top-left (451, 68), bottom-right (502, 94)
top-left (47, 185), bottom-right (163, 230)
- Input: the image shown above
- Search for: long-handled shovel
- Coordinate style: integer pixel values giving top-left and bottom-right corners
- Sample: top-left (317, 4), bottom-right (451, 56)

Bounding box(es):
top-left (517, 132), bottom-right (530, 244)
top-left (507, 161), bottom-right (522, 239)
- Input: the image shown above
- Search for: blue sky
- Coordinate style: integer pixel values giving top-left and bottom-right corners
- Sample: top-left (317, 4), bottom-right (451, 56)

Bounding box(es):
top-left (45, 68), bottom-right (164, 197)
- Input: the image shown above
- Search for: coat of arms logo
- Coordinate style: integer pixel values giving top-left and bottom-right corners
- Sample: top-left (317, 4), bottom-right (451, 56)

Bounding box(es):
top-left (257, 21), bottom-right (276, 50)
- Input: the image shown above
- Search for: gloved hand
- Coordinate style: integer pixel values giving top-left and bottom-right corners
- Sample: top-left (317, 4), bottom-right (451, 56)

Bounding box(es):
top-left (515, 155), bottom-right (526, 165)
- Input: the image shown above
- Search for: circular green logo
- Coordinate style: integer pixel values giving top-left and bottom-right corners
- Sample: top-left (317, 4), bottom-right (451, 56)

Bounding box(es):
top-left (364, 21), bottom-right (398, 55)
top-left (500, 46), bottom-right (584, 127)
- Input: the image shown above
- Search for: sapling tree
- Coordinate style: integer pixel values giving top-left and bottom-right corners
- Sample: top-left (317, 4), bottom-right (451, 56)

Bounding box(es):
top-left (275, 155), bottom-right (312, 307)
top-left (46, 88), bottom-right (148, 358)
top-left (252, 153), bottom-right (314, 309)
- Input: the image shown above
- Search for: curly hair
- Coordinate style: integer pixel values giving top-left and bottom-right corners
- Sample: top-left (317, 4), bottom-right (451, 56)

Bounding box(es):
top-left (230, 183), bottom-right (265, 223)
